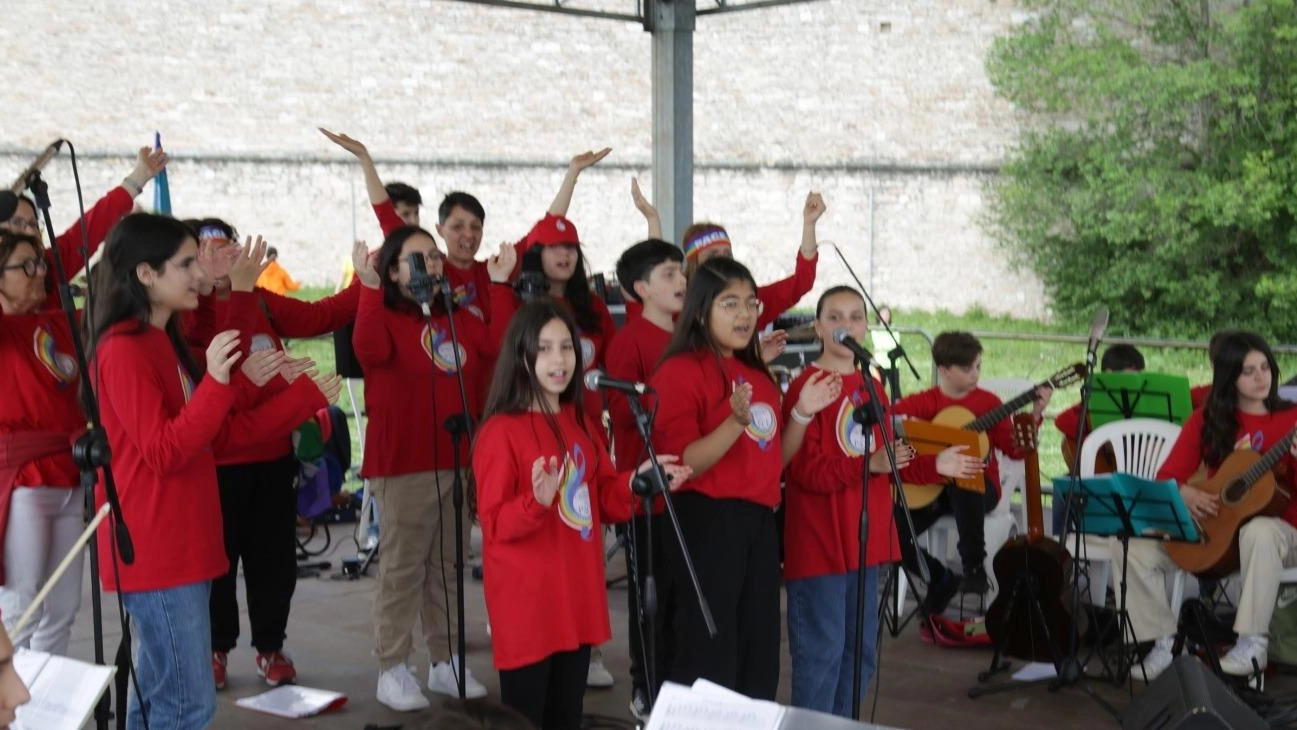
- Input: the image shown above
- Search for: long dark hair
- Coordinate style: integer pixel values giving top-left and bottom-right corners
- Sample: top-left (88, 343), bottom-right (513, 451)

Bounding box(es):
top-left (376, 226), bottom-right (452, 316)
top-left (479, 301), bottom-right (592, 470)
top-left (86, 213), bottom-right (202, 380)
top-left (520, 244), bottom-right (601, 333)
top-left (1201, 330), bottom-right (1291, 468)
top-left (660, 257), bottom-right (773, 391)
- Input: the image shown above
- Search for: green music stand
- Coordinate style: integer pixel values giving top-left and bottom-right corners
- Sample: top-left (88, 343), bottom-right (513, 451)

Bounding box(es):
top-left (1089, 372), bottom-right (1193, 428)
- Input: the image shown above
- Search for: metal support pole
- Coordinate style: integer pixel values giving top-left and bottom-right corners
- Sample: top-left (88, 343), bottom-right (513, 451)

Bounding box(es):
top-left (647, 0), bottom-right (695, 244)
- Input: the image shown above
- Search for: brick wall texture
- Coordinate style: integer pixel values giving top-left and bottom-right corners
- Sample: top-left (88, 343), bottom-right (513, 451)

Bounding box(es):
top-left (0, 0), bottom-right (1047, 317)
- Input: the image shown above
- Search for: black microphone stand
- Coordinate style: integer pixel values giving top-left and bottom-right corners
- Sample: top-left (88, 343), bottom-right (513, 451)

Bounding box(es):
top-left (429, 275), bottom-right (473, 699)
top-left (846, 342), bottom-right (919, 720)
top-left (26, 159), bottom-right (136, 730)
top-left (620, 389), bottom-right (717, 707)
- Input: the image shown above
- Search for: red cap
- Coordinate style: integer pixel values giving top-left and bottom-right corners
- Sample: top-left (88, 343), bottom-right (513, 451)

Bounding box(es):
top-left (523, 214), bottom-right (580, 248)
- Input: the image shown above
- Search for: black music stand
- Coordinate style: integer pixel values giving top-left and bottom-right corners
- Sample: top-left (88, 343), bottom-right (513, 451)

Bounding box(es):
top-left (1089, 372), bottom-right (1193, 428)
top-left (1053, 474), bottom-right (1199, 685)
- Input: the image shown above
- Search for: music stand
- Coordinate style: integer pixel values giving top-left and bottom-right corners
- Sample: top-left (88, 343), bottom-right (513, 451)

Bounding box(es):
top-left (1089, 372), bottom-right (1193, 428)
top-left (1052, 473), bottom-right (1198, 685)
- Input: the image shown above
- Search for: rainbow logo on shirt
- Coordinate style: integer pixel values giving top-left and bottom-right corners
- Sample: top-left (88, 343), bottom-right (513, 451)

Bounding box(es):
top-left (735, 375), bottom-right (776, 451)
top-left (580, 335), bottom-right (596, 371)
top-left (1235, 431), bottom-right (1265, 452)
top-left (835, 391), bottom-right (872, 457)
top-left (556, 445), bottom-right (593, 540)
top-left (421, 323), bottom-right (467, 375)
top-left (178, 365), bottom-right (195, 403)
top-left (454, 283), bottom-right (484, 320)
top-left (32, 324), bottom-right (77, 387)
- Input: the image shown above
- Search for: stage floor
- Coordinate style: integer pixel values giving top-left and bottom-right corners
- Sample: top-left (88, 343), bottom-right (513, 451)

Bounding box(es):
top-left (58, 527), bottom-right (1290, 729)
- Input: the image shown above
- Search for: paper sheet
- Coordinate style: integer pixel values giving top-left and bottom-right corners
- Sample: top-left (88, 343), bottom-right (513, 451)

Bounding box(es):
top-left (13, 649), bottom-right (115, 730)
top-left (235, 685), bottom-right (348, 719)
top-left (646, 680), bottom-right (785, 730)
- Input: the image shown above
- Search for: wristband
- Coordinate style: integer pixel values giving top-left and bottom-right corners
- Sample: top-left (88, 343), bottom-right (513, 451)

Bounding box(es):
top-left (790, 407), bottom-right (813, 425)
top-left (121, 176), bottom-right (143, 197)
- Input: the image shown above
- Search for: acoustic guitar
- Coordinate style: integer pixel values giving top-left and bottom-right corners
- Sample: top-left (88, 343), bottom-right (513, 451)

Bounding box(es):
top-left (985, 414), bottom-right (1083, 662)
top-left (902, 363), bottom-right (1087, 510)
top-left (1165, 425), bottom-right (1297, 578)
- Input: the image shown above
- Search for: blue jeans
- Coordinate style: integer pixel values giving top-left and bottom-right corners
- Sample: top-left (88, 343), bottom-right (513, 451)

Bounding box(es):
top-left (123, 581), bottom-right (217, 730)
top-left (786, 568), bottom-right (879, 718)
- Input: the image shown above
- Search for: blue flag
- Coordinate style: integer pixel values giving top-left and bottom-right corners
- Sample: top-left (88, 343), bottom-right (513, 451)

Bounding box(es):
top-left (153, 131), bottom-right (171, 215)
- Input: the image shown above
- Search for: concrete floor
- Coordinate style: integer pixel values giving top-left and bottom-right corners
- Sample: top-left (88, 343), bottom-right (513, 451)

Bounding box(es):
top-left (56, 525), bottom-right (1284, 730)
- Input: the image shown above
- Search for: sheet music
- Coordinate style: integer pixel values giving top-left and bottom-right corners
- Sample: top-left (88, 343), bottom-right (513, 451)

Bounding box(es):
top-left (13, 649), bottom-right (115, 730)
top-left (235, 685), bottom-right (348, 718)
top-left (646, 680), bottom-right (786, 730)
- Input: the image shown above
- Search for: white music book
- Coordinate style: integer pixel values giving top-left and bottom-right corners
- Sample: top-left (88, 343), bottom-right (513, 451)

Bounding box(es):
top-left (13, 649), bottom-right (115, 730)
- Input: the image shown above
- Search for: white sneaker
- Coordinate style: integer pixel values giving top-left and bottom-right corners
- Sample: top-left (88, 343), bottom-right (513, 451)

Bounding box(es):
top-left (587, 649), bottom-right (615, 688)
top-left (1219, 634), bottom-right (1268, 676)
top-left (429, 658), bottom-right (488, 698)
top-left (1138, 635), bottom-right (1175, 682)
top-left (376, 664), bottom-right (430, 712)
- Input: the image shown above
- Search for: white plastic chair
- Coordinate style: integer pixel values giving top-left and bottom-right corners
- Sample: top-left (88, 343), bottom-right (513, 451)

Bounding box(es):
top-left (1073, 418), bottom-right (1183, 607)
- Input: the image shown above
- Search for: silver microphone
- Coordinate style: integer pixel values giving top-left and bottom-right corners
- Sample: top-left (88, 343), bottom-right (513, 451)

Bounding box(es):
top-left (10, 139), bottom-right (65, 194)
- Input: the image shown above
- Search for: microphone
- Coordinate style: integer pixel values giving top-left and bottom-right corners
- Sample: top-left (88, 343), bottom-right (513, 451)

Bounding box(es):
top-left (584, 369), bottom-right (652, 395)
top-left (407, 252), bottom-right (433, 315)
top-left (10, 139), bottom-right (65, 194)
top-left (831, 328), bottom-right (873, 362)
top-left (1087, 305), bottom-right (1110, 352)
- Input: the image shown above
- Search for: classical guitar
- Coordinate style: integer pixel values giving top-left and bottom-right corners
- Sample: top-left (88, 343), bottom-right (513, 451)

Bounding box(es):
top-left (986, 414), bottom-right (1083, 662)
top-left (1165, 425), bottom-right (1297, 578)
top-left (902, 363), bottom-right (1087, 510)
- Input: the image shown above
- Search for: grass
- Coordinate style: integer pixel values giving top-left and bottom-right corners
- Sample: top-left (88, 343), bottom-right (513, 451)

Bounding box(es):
top-left (285, 286), bottom-right (1297, 501)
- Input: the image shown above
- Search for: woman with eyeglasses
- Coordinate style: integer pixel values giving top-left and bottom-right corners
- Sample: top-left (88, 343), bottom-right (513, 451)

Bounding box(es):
top-left (0, 146), bottom-right (168, 311)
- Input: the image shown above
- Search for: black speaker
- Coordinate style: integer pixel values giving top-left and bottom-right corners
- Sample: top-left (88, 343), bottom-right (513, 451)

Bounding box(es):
top-left (1120, 656), bottom-right (1266, 730)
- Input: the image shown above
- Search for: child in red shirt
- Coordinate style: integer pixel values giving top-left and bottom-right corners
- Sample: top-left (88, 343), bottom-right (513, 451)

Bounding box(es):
top-left (893, 331), bottom-right (1051, 605)
top-left (781, 287), bottom-right (982, 716)
top-left (473, 300), bottom-right (689, 729)
top-left (650, 258), bottom-right (798, 700)
top-left (87, 214), bottom-right (327, 730)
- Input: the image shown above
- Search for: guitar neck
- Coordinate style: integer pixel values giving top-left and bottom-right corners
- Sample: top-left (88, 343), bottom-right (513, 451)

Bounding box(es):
top-left (1242, 424), bottom-right (1297, 486)
top-left (967, 388), bottom-right (1038, 433)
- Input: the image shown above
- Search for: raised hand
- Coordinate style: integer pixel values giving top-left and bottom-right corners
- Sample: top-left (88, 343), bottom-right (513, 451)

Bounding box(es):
top-left (569, 148), bottom-right (612, 175)
top-left (487, 242), bottom-right (517, 284)
top-left (206, 330), bottom-right (243, 385)
top-left (935, 445), bottom-right (984, 481)
top-left (129, 146), bottom-right (168, 186)
top-left (1032, 385), bottom-right (1054, 420)
top-left (794, 369), bottom-right (842, 419)
top-left (319, 128), bottom-right (370, 160)
top-left (531, 455), bottom-right (562, 507)
top-left (730, 381), bottom-right (754, 427)
top-left (803, 192), bottom-right (827, 225)
top-left (239, 349), bottom-right (287, 387)
top-left (313, 373), bottom-right (344, 403)
top-left (760, 330), bottom-right (789, 364)
top-left (228, 235), bottom-right (270, 292)
top-left (631, 178), bottom-right (659, 219)
top-left (352, 239), bottom-right (381, 289)
top-left (197, 237), bottom-right (239, 284)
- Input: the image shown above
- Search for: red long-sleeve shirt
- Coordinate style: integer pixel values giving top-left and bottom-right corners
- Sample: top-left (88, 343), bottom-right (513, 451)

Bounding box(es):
top-left (783, 366), bottom-right (943, 580)
top-left (893, 386), bottom-right (1027, 500)
top-left (603, 315), bottom-right (672, 472)
top-left (353, 285), bottom-right (497, 477)
top-left (1156, 407), bottom-right (1297, 527)
top-left (41, 186), bottom-right (135, 310)
top-left (473, 408), bottom-right (635, 669)
top-left (651, 352), bottom-right (783, 508)
top-left (93, 321), bottom-right (325, 592)
top-left (209, 286), bottom-right (360, 464)
top-left (0, 308), bottom-right (84, 488)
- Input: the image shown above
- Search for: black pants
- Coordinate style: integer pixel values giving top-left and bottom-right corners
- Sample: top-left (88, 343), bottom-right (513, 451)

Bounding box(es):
top-left (624, 512), bottom-right (673, 696)
top-left (499, 645), bottom-right (591, 730)
top-left (666, 493), bottom-right (780, 700)
top-left (896, 479), bottom-right (997, 580)
top-left (210, 456), bottom-right (300, 653)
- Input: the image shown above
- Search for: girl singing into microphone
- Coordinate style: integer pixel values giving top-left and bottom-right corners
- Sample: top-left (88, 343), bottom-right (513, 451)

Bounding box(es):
top-left (352, 226), bottom-right (499, 711)
top-left (473, 300), bottom-right (690, 729)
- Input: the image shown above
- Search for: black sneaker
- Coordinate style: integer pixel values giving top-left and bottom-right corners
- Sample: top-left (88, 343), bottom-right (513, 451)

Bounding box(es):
top-left (629, 687), bottom-right (650, 721)
top-left (921, 570), bottom-right (961, 616)
top-left (960, 567), bottom-right (989, 595)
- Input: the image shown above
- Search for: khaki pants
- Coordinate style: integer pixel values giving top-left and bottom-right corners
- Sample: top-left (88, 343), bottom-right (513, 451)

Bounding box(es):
top-left (370, 470), bottom-right (461, 670)
top-left (1117, 517), bottom-right (1297, 642)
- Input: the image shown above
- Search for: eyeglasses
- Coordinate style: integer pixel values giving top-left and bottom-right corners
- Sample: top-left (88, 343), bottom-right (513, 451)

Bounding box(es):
top-left (2, 257), bottom-right (48, 278)
top-left (715, 297), bottom-right (763, 315)
top-left (5, 217), bottom-right (39, 234)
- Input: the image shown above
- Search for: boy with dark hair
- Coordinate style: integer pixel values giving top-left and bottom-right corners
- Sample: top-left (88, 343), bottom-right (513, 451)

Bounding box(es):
top-left (605, 238), bottom-right (687, 718)
top-left (894, 331), bottom-right (1051, 611)
top-left (1054, 343), bottom-right (1146, 444)
top-left (384, 182), bottom-right (423, 226)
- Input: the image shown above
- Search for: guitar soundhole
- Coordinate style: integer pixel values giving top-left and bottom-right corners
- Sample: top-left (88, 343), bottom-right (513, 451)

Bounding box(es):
top-left (1223, 479), bottom-right (1248, 505)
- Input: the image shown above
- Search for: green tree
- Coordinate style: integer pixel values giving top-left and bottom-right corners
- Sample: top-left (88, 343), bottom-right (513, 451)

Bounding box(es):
top-left (986, 0), bottom-right (1297, 339)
